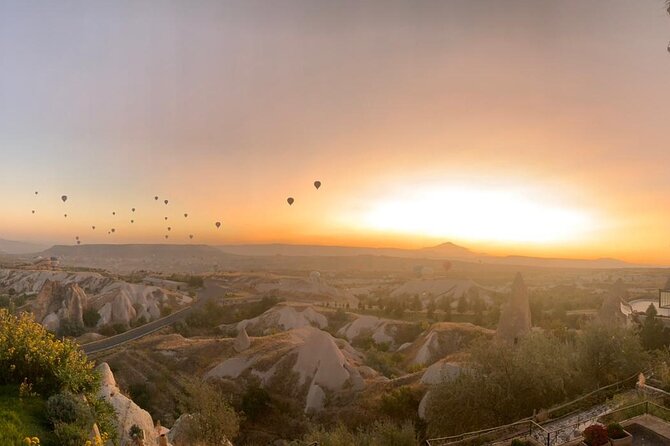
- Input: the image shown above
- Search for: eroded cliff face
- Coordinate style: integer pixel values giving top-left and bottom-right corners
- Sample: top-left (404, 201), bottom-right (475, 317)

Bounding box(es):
top-left (31, 280), bottom-right (88, 331)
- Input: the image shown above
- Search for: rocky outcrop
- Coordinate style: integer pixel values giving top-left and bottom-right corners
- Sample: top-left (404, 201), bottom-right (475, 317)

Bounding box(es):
top-left (96, 363), bottom-right (158, 446)
top-left (496, 273), bottom-right (532, 343)
top-left (337, 315), bottom-right (417, 349)
top-left (206, 327), bottom-right (375, 412)
top-left (404, 322), bottom-right (493, 367)
top-left (228, 302), bottom-right (328, 335)
top-left (233, 327), bottom-right (251, 352)
top-left (31, 280), bottom-right (88, 330)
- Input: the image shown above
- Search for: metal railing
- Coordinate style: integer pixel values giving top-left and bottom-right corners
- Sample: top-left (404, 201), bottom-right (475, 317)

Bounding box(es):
top-left (426, 372), bottom-right (650, 446)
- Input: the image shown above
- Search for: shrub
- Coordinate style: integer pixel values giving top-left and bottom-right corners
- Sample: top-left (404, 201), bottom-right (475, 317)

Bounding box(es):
top-left (53, 421), bottom-right (89, 446)
top-left (0, 309), bottom-right (97, 396)
top-left (83, 308), bottom-right (101, 328)
top-left (46, 392), bottom-right (93, 426)
top-left (583, 424), bottom-right (609, 446)
top-left (607, 422), bottom-right (627, 439)
top-left (59, 319), bottom-right (85, 338)
top-left (241, 385), bottom-right (271, 421)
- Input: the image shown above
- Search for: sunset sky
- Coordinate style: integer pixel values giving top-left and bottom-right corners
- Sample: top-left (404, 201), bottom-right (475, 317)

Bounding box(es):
top-left (1, 1), bottom-right (669, 263)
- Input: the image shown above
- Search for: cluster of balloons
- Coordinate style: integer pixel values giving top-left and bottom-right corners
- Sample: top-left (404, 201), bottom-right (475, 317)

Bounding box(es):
top-left (286, 180), bottom-right (322, 206)
top-left (31, 192), bottom-right (228, 245)
top-left (31, 179), bottom-right (323, 245)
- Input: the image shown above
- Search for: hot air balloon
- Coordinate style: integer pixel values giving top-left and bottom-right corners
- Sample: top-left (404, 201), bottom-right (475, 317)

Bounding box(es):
top-left (111, 228), bottom-right (115, 233)
top-left (314, 181), bottom-right (321, 190)
top-left (112, 211), bottom-right (116, 216)
top-left (61, 195), bottom-right (68, 203)
top-left (64, 214), bottom-right (68, 218)
top-left (132, 208), bottom-right (136, 212)
top-left (165, 235), bottom-right (169, 239)
top-left (31, 210), bottom-right (35, 214)
top-left (131, 220), bottom-right (134, 223)
top-left (92, 226), bottom-right (96, 230)
top-left (35, 191), bottom-right (38, 195)
top-left (442, 261), bottom-right (452, 273)
top-left (164, 199), bottom-right (169, 205)
top-left (287, 197), bottom-right (294, 205)
top-left (75, 236), bottom-right (79, 240)
top-left (167, 227), bottom-right (171, 231)
top-left (184, 213), bottom-right (188, 218)
top-left (154, 196), bottom-right (159, 201)
top-left (189, 234), bottom-right (194, 239)
top-left (215, 222), bottom-right (221, 228)
top-left (164, 217), bottom-right (168, 221)
top-left (77, 241), bottom-right (81, 245)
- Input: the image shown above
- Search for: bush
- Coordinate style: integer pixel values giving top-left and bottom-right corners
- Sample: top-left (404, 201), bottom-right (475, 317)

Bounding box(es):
top-left (583, 424), bottom-right (608, 446)
top-left (83, 308), bottom-right (101, 328)
top-left (241, 385), bottom-right (271, 421)
top-left (53, 421), bottom-right (90, 446)
top-left (59, 319), bottom-right (85, 338)
top-left (46, 392), bottom-right (93, 426)
top-left (607, 422), bottom-right (627, 439)
top-left (0, 309), bottom-right (97, 396)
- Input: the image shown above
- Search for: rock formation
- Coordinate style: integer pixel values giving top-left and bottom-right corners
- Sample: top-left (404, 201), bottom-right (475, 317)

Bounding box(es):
top-left (404, 322), bottom-right (493, 367)
top-left (31, 280), bottom-right (88, 331)
top-left (233, 327), bottom-right (251, 352)
top-left (496, 273), bottom-right (532, 344)
top-left (96, 363), bottom-right (158, 446)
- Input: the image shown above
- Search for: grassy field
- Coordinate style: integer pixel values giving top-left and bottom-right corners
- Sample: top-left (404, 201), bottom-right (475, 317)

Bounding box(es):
top-left (0, 385), bottom-right (54, 446)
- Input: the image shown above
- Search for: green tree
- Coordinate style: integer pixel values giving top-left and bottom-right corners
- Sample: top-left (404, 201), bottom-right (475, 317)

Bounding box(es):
top-left (638, 304), bottom-right (667, 351)
top-left (180, 379), bottom-right (240, 444)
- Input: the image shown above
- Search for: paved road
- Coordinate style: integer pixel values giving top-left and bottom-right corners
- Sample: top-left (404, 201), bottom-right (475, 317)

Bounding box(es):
top-left (81, 280), bottom-right (230, 355)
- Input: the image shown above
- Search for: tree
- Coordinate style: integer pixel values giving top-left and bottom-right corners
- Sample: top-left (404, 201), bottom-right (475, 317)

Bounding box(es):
top-left (639, 304), bottom-right (667, 351)
top-left (427, 299), bottom-right (436, 320)
top-left (180, 379), bottom-right (240, 444)
top-left (457, 294), bottom-right (468, 313)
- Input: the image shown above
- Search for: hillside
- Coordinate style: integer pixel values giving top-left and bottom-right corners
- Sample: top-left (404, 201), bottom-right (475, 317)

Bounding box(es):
top-left (0, 238), bottom-right (48, 255)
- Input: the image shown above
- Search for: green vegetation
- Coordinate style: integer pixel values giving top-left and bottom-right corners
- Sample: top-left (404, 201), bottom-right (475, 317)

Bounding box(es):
top-left (425, 324), bottom-right (649, 437)
top-left (293, 420), bottom-right (417, 446)
top-left (178, 379), bottom-right (240, 444)
top-left (0, 309), bottom-right (117, 445)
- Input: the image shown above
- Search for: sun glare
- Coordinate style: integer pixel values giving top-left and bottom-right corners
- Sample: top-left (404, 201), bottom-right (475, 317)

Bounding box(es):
top-left (362, 186), bottom-right (596, 245)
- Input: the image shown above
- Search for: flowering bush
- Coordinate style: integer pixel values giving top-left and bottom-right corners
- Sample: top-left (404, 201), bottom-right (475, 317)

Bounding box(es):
top-left (607, 422), bottom-right (628, 439)
top-left (0, 309), bottom-right (97, 396)
top-left (583, 424), bottom-right (609, 446)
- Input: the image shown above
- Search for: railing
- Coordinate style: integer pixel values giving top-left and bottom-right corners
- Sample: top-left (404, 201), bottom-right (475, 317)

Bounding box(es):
top-left (426, 371), bottom-right (649, 446)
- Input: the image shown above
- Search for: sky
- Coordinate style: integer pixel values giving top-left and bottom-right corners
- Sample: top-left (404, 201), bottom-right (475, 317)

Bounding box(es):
top-left (1, 1), bottom-right (669, 263)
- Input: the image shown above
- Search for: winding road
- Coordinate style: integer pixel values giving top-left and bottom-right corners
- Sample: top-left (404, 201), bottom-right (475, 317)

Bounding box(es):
top-left (81, 279), bottom-right (229, 355)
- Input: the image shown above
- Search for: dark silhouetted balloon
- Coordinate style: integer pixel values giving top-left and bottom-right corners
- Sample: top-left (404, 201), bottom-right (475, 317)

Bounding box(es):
top-left (167, 227), bottom-right (171, 231)
top-left (92, 226), bottom-right (96, 230)
top-left (215, 222), bottom-right (221, 228)
top-left (132, 208), bottom-right (135, 212)
top-left (111, 228), bottom-right (115, 233)
top-left (164, 199), bottom-right (169, 205)
top-left (75, 236), bottom-right (79, 240)
top-left (131, 220), bottom-right (134, 223)
top-left (314, 181), bottom-right (321, 190)
top-left (112, 211), bottom-right (116, 216)
top-left (31, 210), bottom-right (35, 214)
top-left (164, 216), bottom-right (168, 220)
top-left (155, 196), bottom-right (159, 200)
top-left (35, 191), bottom-right (38, 195)
top-left (61, 195), bottom-right (68, 203)
top-left (77, 241), bottom-right (81, 245)
top-left (287, 197), bottom-right (294, 205)
top-left (64, 214), bottom-right (67, 218)
top-left (189, 234), bottom-right (194, 239)
top-left (184, 213), bottom-right (188, 218)
top-left (165, 235), bottom-right (169, 239)
top-left (443, 261), bottom-right (452, 273)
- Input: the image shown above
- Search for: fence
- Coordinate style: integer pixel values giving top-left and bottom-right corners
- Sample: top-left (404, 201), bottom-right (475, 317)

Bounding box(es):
top-left (426, 372), bottom-right (649, 446)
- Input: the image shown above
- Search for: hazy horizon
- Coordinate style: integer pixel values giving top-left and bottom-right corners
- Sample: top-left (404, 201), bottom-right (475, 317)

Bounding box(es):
top-left (2, 1), bottom-right (670, 263)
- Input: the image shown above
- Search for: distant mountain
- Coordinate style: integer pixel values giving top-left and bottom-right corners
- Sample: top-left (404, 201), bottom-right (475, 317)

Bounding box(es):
top-left (217, 242), bottom-right (479, 259)
top-left (0, 238), bottom-right (49, 254)
top-left (218, 242), bottom-right (640, 269)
